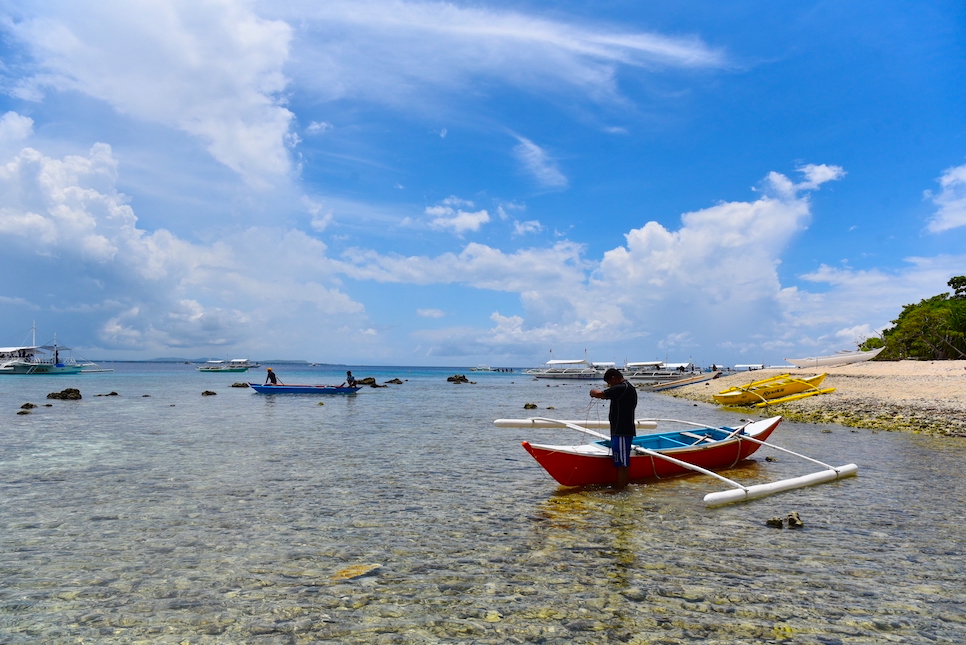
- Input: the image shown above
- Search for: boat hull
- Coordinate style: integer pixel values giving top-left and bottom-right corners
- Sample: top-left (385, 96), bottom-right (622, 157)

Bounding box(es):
top-left (249, 383), bottom-right (361, 394)
top-left (0, 362), bottom-right (85, 375)
top-left (521, 417), bottom-right (781, 487)
top-left (713, 374), bottom-right (827, 406)
top-left (784, 347), bottom-right (884, 368)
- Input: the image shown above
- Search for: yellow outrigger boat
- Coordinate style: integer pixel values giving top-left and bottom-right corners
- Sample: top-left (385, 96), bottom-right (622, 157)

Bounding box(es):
top-left (713, 373), bottom-right (834, 407)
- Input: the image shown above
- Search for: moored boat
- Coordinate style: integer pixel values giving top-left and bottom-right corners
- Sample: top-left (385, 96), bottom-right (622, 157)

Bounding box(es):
top-left (0, 327), bottom-right (112, 375)
top-left (249, 383), bottom-right (361, 394)
top-left (784, 347), bottom-right (884, 368)
top-left (525, 359), bottom-right (599, 379)
top-left (198, 360), bottom-right (249, 372)
top-left (505, 416), bottom-right (782, 487)
top-left (495, 415), bottom-right (858, 504)
top-left (712, 373), bottom-right (832, 406)
top-left (623, 361), bottom-right (698, 382)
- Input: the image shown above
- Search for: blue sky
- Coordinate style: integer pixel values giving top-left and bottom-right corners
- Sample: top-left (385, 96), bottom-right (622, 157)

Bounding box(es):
top-left (0, 0), bottom-right (963, 366)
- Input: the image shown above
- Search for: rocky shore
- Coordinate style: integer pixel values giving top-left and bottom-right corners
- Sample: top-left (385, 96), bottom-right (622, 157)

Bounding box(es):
top-left (659, 360), bottom-right (966, 436)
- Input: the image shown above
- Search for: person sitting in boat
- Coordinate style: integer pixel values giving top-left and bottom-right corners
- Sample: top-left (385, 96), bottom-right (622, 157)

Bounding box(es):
top-left (341, 370), bottom-right (357, 387)
top-left (589, 367), bottom-right (638, 491)
top-left (265, 367), bottom-right (282, 385)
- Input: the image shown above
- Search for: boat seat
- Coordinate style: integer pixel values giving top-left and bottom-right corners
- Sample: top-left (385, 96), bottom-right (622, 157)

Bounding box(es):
top-left (680, 431), bottom-right (714, 445)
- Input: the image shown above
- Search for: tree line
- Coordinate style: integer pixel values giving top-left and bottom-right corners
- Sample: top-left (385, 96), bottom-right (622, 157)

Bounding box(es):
top-left (860, 276), bottom-right (966, 360)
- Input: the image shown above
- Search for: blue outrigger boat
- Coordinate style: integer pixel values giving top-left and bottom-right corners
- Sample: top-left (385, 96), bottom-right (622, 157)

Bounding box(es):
top-left (249, 383), bottom-right (361, 395)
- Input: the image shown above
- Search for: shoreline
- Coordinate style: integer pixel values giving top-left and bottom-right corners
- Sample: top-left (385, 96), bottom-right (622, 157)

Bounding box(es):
top-left (657, 360), bottom-right (966, 436)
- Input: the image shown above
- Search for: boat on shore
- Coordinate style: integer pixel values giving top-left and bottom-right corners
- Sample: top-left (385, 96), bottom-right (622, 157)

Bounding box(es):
top-left (713, 373), bottom-right (833, 407)
top-left (784, 347), bottom-right (885, 368)
top-left (647, 370), bottom-right (722, 392)
top-left (495, 415), bottom-right (858, 505)
top-left (249, 383), bottom-right (361, 394)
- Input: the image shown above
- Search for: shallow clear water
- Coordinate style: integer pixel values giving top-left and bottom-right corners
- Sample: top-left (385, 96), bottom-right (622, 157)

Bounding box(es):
top-left (1, 364), bottom-right (964, 644)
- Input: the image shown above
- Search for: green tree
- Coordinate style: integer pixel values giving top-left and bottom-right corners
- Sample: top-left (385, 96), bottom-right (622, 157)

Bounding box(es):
top-left (862, 276), bottom-right (966, 360)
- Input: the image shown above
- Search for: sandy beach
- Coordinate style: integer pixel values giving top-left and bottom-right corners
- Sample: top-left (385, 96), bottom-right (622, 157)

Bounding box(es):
top-left (661, 360), bottom-right (966, 436)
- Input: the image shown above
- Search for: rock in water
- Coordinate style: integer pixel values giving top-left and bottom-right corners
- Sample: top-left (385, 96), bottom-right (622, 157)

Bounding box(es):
top-left (47, 388), bottom-right (82, 400)
top-left (202, 390), bottom-right (217, 396)
top-left (332, 563), bottom-right (381, 580)
top-left (766, 517), bottom-right (785, 528)
top-left (786, 511), bottom-right (804, 528)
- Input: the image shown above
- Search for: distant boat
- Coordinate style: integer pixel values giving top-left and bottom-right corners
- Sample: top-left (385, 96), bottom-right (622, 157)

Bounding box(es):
top-left (198, 360), bottom-right (250, 372)
top-left (784, 347), bottom-right (885, 368)
top-left (623, 361), bottom-right (697, 383)
top-left (0, 326), bottom-right (112, 375)
top-left (470, 364), bottom-right (496, 372)
top-left (525, 359), bottom-right (599, 379)
top-left (249, 383), bottom-right (360, 394)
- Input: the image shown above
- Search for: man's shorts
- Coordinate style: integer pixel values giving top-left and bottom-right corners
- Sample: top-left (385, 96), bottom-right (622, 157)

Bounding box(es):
top-left (611, 435), bottom-right (633, 468)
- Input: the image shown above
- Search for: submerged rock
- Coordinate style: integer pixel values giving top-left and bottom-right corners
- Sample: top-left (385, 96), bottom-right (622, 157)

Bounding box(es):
top-left (766, 517), bottom-right (785, 528)
top-left (447, 374), bottom-right (470, 383)
top-left (524, 402), bottom-right (538, 410)
top-left (47, 388), bottom-right (81, 400)
top-left (202, 390), bottom-right (217, 396)
top-left (231, 382), bottom-right (250, 388)
top-left (21, 403), bottom-right (37, 409)
top-left (385, 378), bottom-right (404, 384)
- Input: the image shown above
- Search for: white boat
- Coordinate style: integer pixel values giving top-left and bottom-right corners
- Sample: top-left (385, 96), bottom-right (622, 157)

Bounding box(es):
top-left (525, 359), bottom-right (599, 379)
top-left (198, 359), bottom-right (250, 372)
top-left (623, 361), bottom-right (697, 383)
top-left (228, 358), bottom-right (260, 369)
top-left (784, 347), bottom-right (885, 369)
top-left (470, 364), bottom-right (496, 372)
top-left (0, 327), bottom-right (112, 374)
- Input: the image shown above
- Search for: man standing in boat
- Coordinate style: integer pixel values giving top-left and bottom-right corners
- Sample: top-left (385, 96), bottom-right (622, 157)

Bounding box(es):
top-left (590, 368), bottom-right (638, 490)
top-left (265, 367), bottom-right (282, 385)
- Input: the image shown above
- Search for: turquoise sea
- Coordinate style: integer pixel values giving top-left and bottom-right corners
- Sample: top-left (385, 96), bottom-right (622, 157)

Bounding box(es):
top-left (1, 363), bottom-right (964, 644)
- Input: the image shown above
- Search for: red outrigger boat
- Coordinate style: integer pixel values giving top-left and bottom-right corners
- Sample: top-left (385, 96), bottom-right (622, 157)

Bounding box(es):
top-left (495, 416), bottom-right (858, 505)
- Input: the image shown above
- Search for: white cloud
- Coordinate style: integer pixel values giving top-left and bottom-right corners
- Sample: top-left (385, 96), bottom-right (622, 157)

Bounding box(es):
top-left (424, 197), bottom-right (490, 234)
top-left (0, 143), bottom-right (366, 353)
top-left (513, 220), bottom-right (543, 235)
top-left (0, 112), bottom-right (34, 142)
top-left (306, 121), bottom-right (333, 135)
top-left (513, 137), bottom-right (567, 189)
top-left (925, 163), bottom-right (966, 233)
top-left (341, 166), bottom-right (860, 358)
top-left (280, 0), bottom-right (725, 108)
top-left (8, 1), bottom-right (294, 185)
top-left (417, 308), bottom-right (445, 318)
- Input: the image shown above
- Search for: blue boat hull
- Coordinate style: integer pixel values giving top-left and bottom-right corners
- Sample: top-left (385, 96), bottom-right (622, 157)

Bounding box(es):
top-left (249, 383), bottom-right (361, 395)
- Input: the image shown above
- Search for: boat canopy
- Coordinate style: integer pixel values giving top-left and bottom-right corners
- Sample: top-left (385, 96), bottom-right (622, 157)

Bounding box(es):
top-left (664, 362), bottom-right (693, 370)
top-left (735, 364), bottom-right (765, 370)
top-left (624, 361), bottom-right (663, 367)
top-left (0, 345), bottom-right (40, 353)
top-left (545, 359), bottom-right (589, 365)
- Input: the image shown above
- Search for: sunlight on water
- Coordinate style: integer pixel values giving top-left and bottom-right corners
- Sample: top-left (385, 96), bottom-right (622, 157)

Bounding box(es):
top-left (1, 364), bottom-right (964, 643)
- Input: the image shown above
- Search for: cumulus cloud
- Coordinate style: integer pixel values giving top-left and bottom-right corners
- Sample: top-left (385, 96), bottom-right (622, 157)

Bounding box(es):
top-left (0, 111), bottom-right (34, 142)
top-left (513, 137), bottom-right (567, 189)
top-left (0, 143), bottom-right (365, 353)
top-left (339, 166), bottom-right (858, 358)
top-left (306, 121), bottom-right (333, 135)
top-left (417, 308), bottom-right (445, 318)
top-left (7, 1), bottom-right (294, 185)
top-left (925, 163), bottom-right (966, 233)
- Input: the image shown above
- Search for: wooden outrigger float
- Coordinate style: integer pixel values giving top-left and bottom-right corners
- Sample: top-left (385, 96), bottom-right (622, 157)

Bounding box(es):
top-left (713, 373), bottom-right (834, 407)
top-left (494, 416), bottom-right (857, 506)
